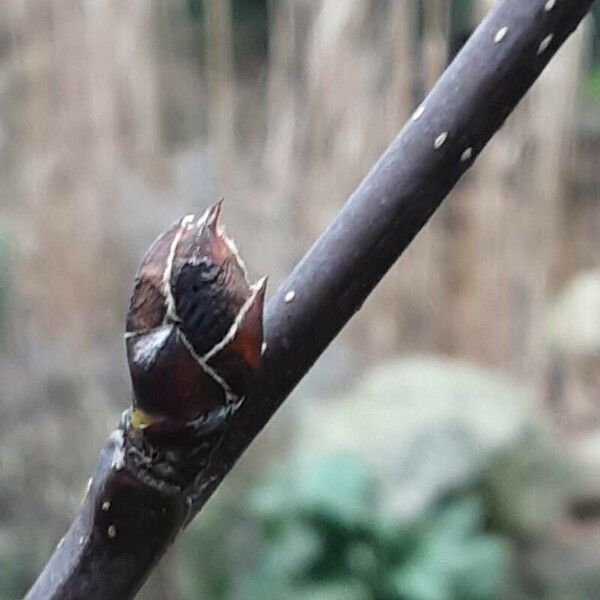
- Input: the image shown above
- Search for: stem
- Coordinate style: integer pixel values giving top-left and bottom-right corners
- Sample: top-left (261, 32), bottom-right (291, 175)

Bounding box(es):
top-left (26, 1), bottom-right (594, 598)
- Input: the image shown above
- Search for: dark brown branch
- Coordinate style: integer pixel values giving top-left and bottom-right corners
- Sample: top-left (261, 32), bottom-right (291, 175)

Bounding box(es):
top-left (26, 1), bottom-right (594, 598)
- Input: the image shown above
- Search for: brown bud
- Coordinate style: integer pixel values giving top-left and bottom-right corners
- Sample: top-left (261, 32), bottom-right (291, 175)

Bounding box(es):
top-left (125, 202), bottom-right (266, 425)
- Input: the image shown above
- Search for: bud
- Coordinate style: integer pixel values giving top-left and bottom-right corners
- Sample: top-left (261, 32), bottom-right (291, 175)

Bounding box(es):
top-left (125, 202), bottom-right (266, 426)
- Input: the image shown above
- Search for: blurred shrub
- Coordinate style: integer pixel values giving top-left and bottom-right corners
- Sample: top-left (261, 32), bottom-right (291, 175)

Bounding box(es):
top-left (177, 356), bottom-right (573, 600)
top-left (583, 66), bottom-right (600, 102)
top-left (245, 453), bottom-right (510, 600)
top-left (0, 532), bottom-right (42, 600)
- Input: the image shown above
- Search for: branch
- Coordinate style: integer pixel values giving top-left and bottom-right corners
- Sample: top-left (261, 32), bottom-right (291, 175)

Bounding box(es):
top-left (26, 1), bottom-right (594, 598)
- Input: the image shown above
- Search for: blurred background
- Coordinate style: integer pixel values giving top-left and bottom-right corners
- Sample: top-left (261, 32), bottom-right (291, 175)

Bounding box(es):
top-left (0, 1), bottom-right (599, 598)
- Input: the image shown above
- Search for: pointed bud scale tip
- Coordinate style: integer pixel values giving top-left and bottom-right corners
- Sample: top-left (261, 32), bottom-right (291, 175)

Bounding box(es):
top-left (205, 197), bottom-right (224, 233)
top-left (175, 200), bottom-right (244, 285)
top-left (203, 276), bottom-right (267, 398)
top-left (205, 276), bottom-right (267, 364)
top-left (197, 211), bottom-right (231, 268)
top-left (232, 276), bottom-right (267, 369)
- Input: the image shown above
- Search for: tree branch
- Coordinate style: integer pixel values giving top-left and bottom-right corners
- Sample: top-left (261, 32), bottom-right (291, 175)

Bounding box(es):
top-left (26, 1), bottom-right (594, 598)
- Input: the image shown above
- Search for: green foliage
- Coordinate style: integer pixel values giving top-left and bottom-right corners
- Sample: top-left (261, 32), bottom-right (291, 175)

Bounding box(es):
top-left (583, 66), bottom-right (600, 101)
top-left (0, 537), bottom-right (41, 600)
top-left (176, 357), bottom-right (574, 600)
top-left (185, 0), bottom-right (202, 21)
top-left (245, 453), bottom-right (510, 600)
top-left (483, 431), bottom-right (569, 535)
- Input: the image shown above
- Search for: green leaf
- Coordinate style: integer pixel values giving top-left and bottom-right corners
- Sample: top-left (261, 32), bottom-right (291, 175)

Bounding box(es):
top-left (293, 580), bottom-right (372, 600)
top-left (294, 454), bottom-right (375, 527)
top-left (263, 521), bottom-right (323, 578)
top-left (390, 562), bottom-right (449, 600)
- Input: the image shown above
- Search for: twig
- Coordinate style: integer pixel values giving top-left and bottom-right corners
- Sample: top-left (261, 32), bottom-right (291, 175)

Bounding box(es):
top-left (26, 1), bottom-right (594, 598)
